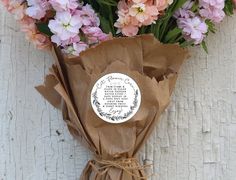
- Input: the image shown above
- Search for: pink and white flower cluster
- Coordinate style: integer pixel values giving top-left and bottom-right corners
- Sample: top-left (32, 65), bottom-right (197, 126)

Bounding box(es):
top-left (1, 0), bottom-right (51, 49)
top-left (2, 0), bottom-right (234, 53)
top-left (199, 0), bottom-right (225, 23)
top-left (114, 0), bottom-right (173, 36)
top-left (25, 0), bottom-right (50, 20)
top-left (26, 0), bottom-right (108, 56)
top-left (175, 0), bottom-right (226, 45)
top-left (47, 2), bottom-right (108, 56)
top-left (1, 0), bottom-right (108, 55)
top-left (175, 1), bottom-right (208, 45)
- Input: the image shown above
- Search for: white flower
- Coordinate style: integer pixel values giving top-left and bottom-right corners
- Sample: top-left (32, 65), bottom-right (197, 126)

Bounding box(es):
top-left (48, 11), bottom-right (82, 41)
top-left (129, 3), bottom-right (148, 22)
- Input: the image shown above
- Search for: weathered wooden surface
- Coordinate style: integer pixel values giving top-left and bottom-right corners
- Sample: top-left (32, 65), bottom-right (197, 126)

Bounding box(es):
top-left (1, 5), bottom-right (236, 180)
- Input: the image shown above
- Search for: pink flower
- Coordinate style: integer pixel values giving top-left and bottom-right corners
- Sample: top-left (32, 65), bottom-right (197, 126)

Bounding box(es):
top-left (199, 0), bottom-right (224, 9)
top-left (1, 0), bottom-right (10, 8)
top-left (49, 0), bottom-right (79, 11)
top-left (20, 16), bottom-right (37, 33)
top-left (199, 0), bottom-right (225, 23)
top-left (121, 24), bottom-right (139, 36)
top-left (156, 0), bottom-right (173, 11)
top-left (20, 17), bottom-right (51, 49)
top-left (177, 16), bottom-right (208, 44)
top-left (75, 4), bottom-right (100, 26)
top-left (1, 0), bottom-right (24, 12)
top-left (2, 0), bottom-right (26, 20)
top-left (114, 0), bottom-right (172, 37)
top-left (73, 41), bottom-right (89, 55)
top-left (51, 34), bottom-right (80, 46)
top-left (82, 26), bottom-right (108, 44)
top-left (25, 0), bottom-right (50, 20)
top-left (142, 5), bottom-right (159, 25)
top-left (48, 11), bottom-right (82, 41)
top-left (128, 3), bottom-right (147, 22)
top-left (114, 7), bottom-right (140, 36)
top-left (129, 3), bottom-right (158, 23)
top-left (32, 34), bottom-right (51, 49)
top-left (118, 0), bottom-right (129, 12)
top-left (200, 8), bottom-right (225, 23)
top-left (1, 0), bottom-right (107, 55)
top-left (62, 42), bottom-right (88, 56)
top-left (11, 3), bottom-right (25, 20)
top-left (174, 0), bottom-right (195, 18)
top-left (47, 4), bottom-right (107, 55)
top-left (115, 0), bottom-right (164, 37)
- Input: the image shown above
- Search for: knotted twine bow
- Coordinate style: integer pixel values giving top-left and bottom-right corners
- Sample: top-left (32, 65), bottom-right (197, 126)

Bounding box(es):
top-left (80, 157), bottom-right (153, 180)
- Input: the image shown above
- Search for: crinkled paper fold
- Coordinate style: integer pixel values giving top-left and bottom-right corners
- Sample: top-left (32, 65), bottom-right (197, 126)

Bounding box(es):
top-left (36, 35), bottom-right (188, 180)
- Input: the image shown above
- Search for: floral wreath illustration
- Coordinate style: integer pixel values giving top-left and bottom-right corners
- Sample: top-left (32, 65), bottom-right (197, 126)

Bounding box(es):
top-left (92, 86), bottom-right (139, 122)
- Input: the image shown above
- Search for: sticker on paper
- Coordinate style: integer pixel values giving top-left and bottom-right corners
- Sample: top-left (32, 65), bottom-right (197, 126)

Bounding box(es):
top-left (91, 73), bottom-right (141, 123)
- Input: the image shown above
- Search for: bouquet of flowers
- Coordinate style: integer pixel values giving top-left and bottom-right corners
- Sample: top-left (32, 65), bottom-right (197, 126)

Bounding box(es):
top-left (1, 0), bottom-right (235, 179)
top-left (2, 0), bottom-right (235, 53)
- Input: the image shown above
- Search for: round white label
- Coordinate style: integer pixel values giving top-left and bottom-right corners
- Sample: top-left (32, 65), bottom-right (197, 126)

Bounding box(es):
top-left (91, 73), bottom-right (141, 123)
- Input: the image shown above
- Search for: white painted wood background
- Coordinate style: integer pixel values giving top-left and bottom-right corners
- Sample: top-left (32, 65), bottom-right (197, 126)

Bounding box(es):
top-left (1, 5), bottom-right (236, 180)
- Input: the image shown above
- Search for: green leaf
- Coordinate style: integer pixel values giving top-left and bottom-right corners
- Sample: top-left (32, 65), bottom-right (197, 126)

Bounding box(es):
top-left (150, 0), bottom-right (188, 42)
top-left (201, 41), bottom-right (208, 53)
top-left (224, 0), bottom-right (234, 16)
top-left (190, 1), bottom-right (199, 12)
top-left (138, 26), bottom-right (149, 34)
top-left (180, 40), bottom-right (194, 48)
top-left (168, 0), bottom-right (188, 14)
top-left (99, 14), bottom-right (113, 34)
top-left (36, 22), bottom-right (53, 36)
top-left (205, 19), bottom-right (216, 33)
top-left (97, 0), bottom-right (117, 6)
top-left (164, 27), bottom-right (182, 43)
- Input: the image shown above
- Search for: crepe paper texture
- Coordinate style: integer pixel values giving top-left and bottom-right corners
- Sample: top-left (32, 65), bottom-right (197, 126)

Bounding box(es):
top-left (37, 35), bottom-right (188, 179)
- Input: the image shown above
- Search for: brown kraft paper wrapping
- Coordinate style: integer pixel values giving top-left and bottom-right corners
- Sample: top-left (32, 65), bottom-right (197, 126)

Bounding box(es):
top-left (36, 35), bottom-right (188, 180)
